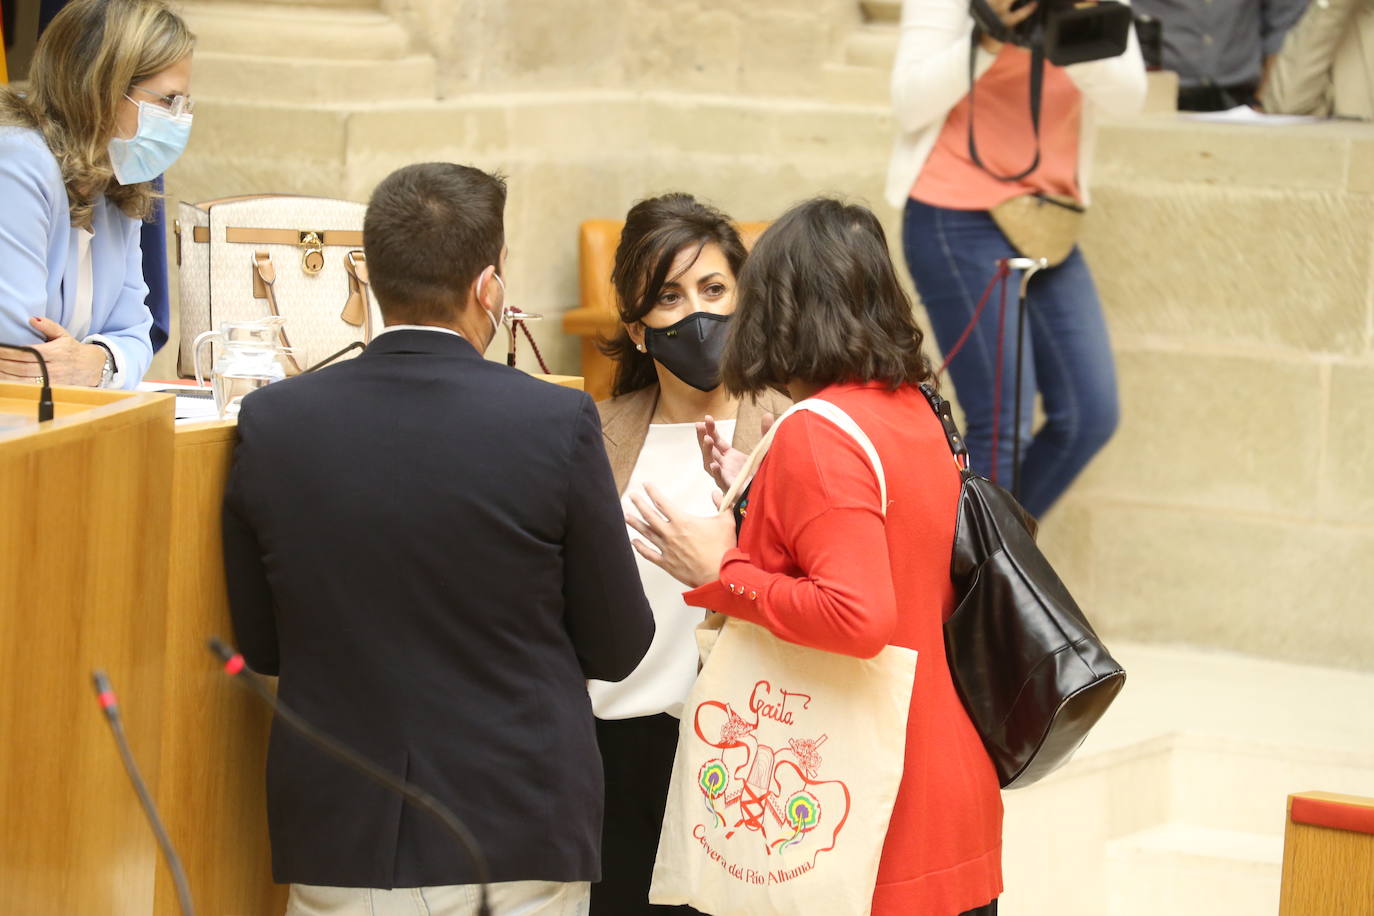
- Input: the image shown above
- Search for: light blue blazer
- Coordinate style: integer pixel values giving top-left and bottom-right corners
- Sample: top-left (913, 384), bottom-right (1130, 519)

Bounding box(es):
top-left (0, 126), bottom-right (153, 389)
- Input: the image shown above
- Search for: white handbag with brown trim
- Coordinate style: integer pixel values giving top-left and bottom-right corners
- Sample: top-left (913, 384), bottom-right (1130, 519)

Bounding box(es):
top-left (176, 195), bottom-right (383, 377)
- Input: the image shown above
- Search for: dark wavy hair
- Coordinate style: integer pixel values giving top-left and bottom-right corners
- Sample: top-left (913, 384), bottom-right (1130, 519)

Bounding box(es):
top-left (601, 193), bottom-right (748, 397)
top-left (721, 198), bottom-right (934, 395)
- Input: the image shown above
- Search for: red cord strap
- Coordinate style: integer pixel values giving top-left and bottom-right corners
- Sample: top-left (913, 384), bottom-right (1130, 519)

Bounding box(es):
top-left (512, 320), bottom-right (551, 375)
top-left (937, 260), bottom-right (1013, 485)
top-left (937, 260), bottom-right (1011, 377)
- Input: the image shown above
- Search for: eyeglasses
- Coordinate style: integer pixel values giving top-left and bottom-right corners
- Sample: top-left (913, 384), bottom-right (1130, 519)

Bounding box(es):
top-left (129, 84), bottom-right (195, 117)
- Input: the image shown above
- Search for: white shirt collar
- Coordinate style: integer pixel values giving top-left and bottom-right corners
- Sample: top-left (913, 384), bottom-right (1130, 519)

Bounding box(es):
top-left (373, 324), bottom-right (466, 340)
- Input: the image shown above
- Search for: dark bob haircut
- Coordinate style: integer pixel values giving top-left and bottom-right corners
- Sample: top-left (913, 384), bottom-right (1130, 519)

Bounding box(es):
top-left (721, 197), bottom-right (933, 395)
top-left (601, 193), bottom-right (748, 397)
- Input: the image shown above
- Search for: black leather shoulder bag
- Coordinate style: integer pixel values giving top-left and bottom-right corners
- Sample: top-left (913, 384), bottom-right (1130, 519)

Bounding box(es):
top-left (921, 384), bottom-right (1126, 789)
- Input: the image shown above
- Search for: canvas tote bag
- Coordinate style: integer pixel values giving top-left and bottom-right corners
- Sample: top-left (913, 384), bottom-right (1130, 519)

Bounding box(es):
top-left (176, 195), bottom-right (383, 376)
top-left (649, 399), bottom-right (917, 916)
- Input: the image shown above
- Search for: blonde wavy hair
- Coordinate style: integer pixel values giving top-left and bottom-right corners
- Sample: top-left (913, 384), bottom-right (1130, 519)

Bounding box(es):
top-left (0, 0), bottom-right (195, 227)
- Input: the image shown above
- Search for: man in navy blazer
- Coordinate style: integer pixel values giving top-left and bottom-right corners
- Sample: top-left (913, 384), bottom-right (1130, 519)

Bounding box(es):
top-left (222, 162), bottom-right (655, 916)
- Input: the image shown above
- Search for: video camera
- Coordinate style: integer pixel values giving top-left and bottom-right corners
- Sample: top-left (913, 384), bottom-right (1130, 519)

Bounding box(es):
top-left (970, 0), bottom-right (1133, 66)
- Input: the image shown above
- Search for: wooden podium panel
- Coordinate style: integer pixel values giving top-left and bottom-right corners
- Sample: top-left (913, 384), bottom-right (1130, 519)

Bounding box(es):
top-left (1280, 791), bottom-right (1374, 915)
top-left (154, 420), bottom-right (285, 916)
top-left (0, 384), bottom-right (175, 915)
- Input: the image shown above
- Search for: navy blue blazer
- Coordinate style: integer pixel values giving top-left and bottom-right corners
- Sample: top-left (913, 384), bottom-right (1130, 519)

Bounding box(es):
top-left (222, 329), bottom-right (654, 889)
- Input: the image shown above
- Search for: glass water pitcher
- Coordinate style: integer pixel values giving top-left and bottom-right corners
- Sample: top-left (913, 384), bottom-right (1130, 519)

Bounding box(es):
top-left (192, 318), bottom-right (296, 418)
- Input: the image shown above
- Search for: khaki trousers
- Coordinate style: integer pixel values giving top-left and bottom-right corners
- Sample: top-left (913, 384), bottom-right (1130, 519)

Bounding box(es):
top-left (286, 880), bottom-right (591, 916)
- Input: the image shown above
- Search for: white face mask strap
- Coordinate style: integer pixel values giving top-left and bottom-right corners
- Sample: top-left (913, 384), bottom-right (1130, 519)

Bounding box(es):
top-left (476, 267), bottom-right (501, 302)
top-left (474, 269), bottom-right (504, 340)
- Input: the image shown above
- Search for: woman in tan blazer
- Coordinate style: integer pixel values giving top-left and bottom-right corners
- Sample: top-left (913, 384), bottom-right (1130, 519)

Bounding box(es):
top-left (588, 193), bottom-right (789, 914)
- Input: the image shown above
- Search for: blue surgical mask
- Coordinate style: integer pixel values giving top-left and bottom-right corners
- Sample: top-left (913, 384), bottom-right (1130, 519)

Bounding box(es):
top-left (108, 100), bottom-right (193, 185)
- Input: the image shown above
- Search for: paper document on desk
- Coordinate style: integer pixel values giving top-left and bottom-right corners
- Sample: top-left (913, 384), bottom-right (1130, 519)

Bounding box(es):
top-left (1179, 107), bottom-right (1322, 126)
top-left (137, 381), bottom-right (221, 422)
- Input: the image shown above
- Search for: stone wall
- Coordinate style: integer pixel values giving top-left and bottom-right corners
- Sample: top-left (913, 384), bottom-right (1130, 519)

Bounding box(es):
top-left (161, 2), bottom-right (1374, 671)
top-left (1039, 117), bottom-right (1374, 671)
top-left (377, 0), bottom-right (864, 99)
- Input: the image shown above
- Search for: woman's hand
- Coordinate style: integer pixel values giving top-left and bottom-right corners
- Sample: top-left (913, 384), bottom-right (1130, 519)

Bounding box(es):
top-left (696, 412), bottom-right (774, 494)
top-left (626, 483), bottom-right (737, 589)
top-left (0, 317), bottom-right (107, 386)
top-left (979, 0), bottom-right (1037, 53)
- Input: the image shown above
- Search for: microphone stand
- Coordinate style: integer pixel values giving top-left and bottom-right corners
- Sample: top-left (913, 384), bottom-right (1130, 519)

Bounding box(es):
top-left (206, 638), bottom-right (493, 916)
top-left (1004, 257), bottom-right (1048, 501)
top-left (0, 342), bottom-right (55, 422)
top-left (504, 307), bottom-right (550, 374)
top-left (92, 671), bottom-right (197, 916)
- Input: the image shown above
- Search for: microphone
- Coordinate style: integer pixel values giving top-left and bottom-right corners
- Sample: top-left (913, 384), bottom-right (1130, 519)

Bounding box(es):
top-left (92, 670), bottom-right (196, 916)
top-left (0, 342), bottom-right (55, 422)
top-left (206, 638), bottom-right (493, 916)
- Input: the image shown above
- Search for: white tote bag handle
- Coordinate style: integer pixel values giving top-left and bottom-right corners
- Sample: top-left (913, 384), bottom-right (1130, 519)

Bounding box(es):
top-left (720, 397), bottom-right (887, 518)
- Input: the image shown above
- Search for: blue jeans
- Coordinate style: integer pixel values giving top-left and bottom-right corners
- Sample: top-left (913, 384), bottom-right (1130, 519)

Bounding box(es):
top-left (901, 198), bottom-right (1118, 517)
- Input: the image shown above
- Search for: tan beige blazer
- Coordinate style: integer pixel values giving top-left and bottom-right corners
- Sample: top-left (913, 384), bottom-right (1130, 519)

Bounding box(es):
top-left (597, 385), bottom-right (793, 496)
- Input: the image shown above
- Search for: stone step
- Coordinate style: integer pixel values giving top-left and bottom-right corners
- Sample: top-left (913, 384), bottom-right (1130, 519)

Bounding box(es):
top-left (844, 24), bottom-right (898, 70)
top-left (1104, 824), bottom-right (1282, 916)
top-left (182, 2), bottom-right (413, 60)
top-left (820, 63), bottom-right (887, 105)
top-left (192, 51), bottom-right (436, 104)
top-left (861, 0), bottom-right (901, 23)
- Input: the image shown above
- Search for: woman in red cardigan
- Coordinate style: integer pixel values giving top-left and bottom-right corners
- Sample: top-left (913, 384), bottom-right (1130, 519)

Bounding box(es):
top-left (625, 197), bottom-right (1002, 916)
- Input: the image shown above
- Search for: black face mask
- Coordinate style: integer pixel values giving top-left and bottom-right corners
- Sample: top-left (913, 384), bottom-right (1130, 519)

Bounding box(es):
top-left (642, 311), bottom-right (731, 393)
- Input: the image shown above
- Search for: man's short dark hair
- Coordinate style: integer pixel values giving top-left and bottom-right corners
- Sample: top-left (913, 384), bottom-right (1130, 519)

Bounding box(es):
top-left (721, 197), bottom-right (934, 394)
top-left (363, 162), bottom-right (507, 324)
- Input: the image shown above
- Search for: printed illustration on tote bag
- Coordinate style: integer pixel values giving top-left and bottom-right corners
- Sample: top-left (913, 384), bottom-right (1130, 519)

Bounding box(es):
top-left (691, 678), bottom-right (853, 884)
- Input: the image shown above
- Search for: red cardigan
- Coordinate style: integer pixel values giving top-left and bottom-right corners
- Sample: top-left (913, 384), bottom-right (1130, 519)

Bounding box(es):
top-left (685, 381), bottom-right (1002, 916)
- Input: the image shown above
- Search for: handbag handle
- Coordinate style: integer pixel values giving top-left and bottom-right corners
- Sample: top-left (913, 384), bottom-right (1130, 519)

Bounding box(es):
top-left (918, 383), bottom-right (972, 471)
top-left (251, 252), bottom-right (305, 375)
top-left (341, 249), bottom-right (374, 341)
top-left (718, 398), bottom-right (888, 518)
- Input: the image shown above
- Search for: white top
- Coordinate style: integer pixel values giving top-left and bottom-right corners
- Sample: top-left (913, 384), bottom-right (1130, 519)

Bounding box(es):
top-left (589, 418), bottom-right (737, 720)
top-left (883, 0), bottom-right (1148, 208)
top-left (69, 228), bottom-right (94, 340)
top-left (71, 227), bottom-right (131, 389)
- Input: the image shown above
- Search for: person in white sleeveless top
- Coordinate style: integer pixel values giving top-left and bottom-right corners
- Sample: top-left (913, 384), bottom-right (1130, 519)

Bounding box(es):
top-left (0, 0), bottom-right (194, 388)
top-left (589, 193), bottom-right (790, 914)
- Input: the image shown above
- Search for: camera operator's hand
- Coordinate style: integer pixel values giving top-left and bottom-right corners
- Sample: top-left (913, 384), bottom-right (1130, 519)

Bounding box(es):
top-left (979, 0), bottom-right (1038, 53)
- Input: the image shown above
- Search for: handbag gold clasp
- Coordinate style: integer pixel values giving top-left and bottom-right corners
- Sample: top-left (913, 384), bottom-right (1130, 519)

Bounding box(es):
top-left (299, 231), bottom-right (325, 275)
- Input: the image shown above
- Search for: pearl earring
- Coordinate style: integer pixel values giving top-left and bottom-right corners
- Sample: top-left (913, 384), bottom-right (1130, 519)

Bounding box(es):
top-left (636, 343), bottom-right (646, 353)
